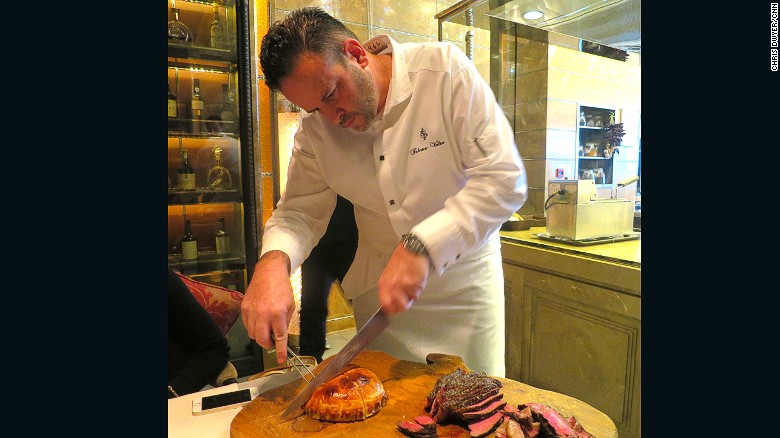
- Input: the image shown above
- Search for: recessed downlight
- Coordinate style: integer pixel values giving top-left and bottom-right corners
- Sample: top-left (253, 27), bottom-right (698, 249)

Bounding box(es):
top-left (522, 10), bottom-right (544, 20)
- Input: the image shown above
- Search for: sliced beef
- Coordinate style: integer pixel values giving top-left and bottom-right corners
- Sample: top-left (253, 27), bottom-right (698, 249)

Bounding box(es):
top-left (461, 399), bottom-right (508, 421)
top-left (492, 417), bottom-right (509, 438)
top-left (526, 403), bottom-right (578, 438)
top-left (505, 405), bottom-right (533, 428)
top-left (456, 392), bottom-right (505, 414)
top-left (505, 418), bottom-right (527, 438)
top-left (563, 416), bottom-right (594, 438)
top-left (523, 422), bottom-right (541, 438)
top-left (426, 368), bottom-right (503, 423)
top-left (414, 415), bottom-right (438, 432)
top-left (572, 422), bottom-right (595, 438)
top-left (467, 411), bottom-right (504, 438)
top-left (397, 420), bottom-right (438, 438)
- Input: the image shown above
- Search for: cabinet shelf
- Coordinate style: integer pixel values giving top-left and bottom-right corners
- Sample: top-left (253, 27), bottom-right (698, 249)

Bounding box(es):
top-left (578, 156), bottom-right (612, 160)
top-left (167, 119), bottom-right (238, 138)
top-left (168, 41), bottom-right (236, 63)
top-left (168, 188), bottom-right (242, 204)
top-left (169, 252), bottom-right (247, 269)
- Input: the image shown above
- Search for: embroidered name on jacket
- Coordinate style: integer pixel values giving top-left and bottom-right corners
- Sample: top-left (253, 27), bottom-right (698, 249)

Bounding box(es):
top-left (410, 140), bottom-right (446, 155)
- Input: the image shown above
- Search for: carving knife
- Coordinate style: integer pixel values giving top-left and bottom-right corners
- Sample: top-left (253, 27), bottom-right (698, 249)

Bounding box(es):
top-left (279, 307), bottom-right (390, 421)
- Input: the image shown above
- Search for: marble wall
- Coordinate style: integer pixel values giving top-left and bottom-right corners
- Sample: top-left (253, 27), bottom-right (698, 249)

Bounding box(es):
top-left (268, 1), bottom-right (641, 214)
top-left (498, 30), bottom-right (641, 215)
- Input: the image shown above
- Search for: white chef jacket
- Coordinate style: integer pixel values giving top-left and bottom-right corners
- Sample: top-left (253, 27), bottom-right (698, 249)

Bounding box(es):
top-left (260, 35), bottom-right (527, 376)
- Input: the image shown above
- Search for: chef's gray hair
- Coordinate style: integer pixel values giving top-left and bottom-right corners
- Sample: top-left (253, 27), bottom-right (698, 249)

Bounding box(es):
top-left (260, 7), bottom-right (358, 91)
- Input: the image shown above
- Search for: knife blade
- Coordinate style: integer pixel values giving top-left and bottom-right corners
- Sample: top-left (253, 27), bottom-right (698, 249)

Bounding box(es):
top-left (279, 307), bottom-right (390, 421)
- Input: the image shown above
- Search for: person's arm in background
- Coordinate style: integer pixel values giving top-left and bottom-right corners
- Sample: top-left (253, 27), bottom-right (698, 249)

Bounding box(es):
top-left (168, 269), bottom-right (230, 398)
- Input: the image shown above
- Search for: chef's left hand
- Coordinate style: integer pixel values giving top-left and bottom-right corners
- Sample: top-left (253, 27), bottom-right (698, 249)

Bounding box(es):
top-left (377, 242), bottom-right (430, 315)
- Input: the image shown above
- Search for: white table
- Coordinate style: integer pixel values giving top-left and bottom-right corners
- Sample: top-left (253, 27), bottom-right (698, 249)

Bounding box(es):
top-left (168, 372), bottom-right (302, 437)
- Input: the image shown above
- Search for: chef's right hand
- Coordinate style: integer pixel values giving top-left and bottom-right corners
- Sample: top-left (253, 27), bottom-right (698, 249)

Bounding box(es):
top-left (377, 242), bottom-right (430, 315)
top-left (241, 250), bottom-right (295, 365)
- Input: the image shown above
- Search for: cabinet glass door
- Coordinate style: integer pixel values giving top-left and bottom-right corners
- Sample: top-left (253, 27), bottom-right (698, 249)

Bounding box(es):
top-left (167, 0), bottom-right (261, 377)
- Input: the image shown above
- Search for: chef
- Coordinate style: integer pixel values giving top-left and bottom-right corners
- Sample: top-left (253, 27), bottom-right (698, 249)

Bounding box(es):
top-left (241, 7), bottom-right (527, 377)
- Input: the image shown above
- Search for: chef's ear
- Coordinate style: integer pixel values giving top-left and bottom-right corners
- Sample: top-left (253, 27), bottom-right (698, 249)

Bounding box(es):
top-left (344, 38), bottom-right (368, 68)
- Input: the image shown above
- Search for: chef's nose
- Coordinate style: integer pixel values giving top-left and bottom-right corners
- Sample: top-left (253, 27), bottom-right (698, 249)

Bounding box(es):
top-left (320, 104), bottom-right (343, 126)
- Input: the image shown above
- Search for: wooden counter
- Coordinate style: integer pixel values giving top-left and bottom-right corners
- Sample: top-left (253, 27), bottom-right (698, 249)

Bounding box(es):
top-left (500, 227), bottom-right (641, 438)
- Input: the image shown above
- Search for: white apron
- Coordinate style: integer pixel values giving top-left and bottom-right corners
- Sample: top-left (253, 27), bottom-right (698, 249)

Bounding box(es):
top-left (349, 232), bottom-right (506, 377)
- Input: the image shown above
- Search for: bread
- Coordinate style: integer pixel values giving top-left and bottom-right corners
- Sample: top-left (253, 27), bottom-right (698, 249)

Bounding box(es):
top-left (303, 366), bottom-right (388, 422)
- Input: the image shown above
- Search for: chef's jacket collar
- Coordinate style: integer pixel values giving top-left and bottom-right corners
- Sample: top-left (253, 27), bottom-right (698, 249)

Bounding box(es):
top-left (363, 35), bottom-right (412, 121)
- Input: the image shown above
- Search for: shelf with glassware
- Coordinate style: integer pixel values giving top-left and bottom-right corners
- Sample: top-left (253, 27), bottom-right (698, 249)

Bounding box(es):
top-left (577, 105), bottom-right (618, 186)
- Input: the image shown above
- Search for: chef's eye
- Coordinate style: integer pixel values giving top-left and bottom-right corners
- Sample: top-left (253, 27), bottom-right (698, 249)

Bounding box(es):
top-left (324, 87), bottom-right (336, 102)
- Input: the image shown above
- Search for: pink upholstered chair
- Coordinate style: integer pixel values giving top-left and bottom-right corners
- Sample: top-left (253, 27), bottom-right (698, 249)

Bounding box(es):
top-left (175, 271), bottom-right (244, 386)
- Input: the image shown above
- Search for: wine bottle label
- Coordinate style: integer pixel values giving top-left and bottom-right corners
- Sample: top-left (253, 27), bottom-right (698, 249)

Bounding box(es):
top-left (216, 236), bottom-right (231, 255)
top-left (178, 172), bottom-right (196, 190)
top-left (168, 99), bottom-right (177, 117)
top-left (181, 240), bottom-right (198, 260)
top-left (191, 100), bottom-right (204, 110)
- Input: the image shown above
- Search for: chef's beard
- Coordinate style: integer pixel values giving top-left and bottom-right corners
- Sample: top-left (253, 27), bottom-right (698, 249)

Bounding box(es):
top-left (340, 62), bottom-right (378, 131)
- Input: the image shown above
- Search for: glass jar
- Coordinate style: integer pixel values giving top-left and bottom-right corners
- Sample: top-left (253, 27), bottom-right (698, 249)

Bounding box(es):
top-left (580, 169), bottom-right (594, 180)
top-left (593, 168), bottom-right (605, 184)
top-left (584, 143), bottom-right (598, 157)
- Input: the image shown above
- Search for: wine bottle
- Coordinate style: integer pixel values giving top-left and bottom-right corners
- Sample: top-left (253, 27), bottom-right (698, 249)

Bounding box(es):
top-left (177, 147), bottom-right (196, 190)
top-left (167, 6), bottom-right (194, 43)
top-left (215, 217), bottom-right (231, 256)
top-left (209, 5), bottom-right (224, 48)
top-left (181, 218), bottom-right (198, 262)
top-left (168, 83), bottom-right (178, 118)
top-left (219, 83), bottom-right (236, 123)
top-left (191, 79), bottom-right (204, 134)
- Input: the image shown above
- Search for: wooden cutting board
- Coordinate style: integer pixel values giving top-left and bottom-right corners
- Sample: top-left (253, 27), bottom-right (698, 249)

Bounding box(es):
top-left (231, 350), bottom-right (617, 437)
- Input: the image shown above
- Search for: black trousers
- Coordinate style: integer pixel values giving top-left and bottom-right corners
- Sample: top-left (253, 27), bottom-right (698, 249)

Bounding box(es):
top-left (298, 240), bottom-right (357, 362)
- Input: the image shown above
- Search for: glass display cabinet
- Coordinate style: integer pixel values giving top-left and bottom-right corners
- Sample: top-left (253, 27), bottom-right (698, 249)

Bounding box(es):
top-left (577, 105), bottom-right (619, 186)
top-left (167, 0), bottom-right (263, 376)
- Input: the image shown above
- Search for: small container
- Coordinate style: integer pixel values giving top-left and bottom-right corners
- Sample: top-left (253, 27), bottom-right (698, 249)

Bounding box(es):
top-left (593, 168), bottom-right (605, 184)
top-left (580, 169), bottom-right (594, 180)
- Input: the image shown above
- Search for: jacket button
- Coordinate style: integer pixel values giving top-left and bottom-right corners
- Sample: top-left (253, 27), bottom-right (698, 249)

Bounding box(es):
top-left (379, 155), bottom-right (385, 161)
top-left (389, 200), bottom-right (395, 205)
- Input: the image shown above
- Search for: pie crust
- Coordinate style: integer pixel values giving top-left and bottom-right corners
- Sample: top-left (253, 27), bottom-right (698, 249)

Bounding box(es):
top-left (303, 366), bottom-right (388, 422)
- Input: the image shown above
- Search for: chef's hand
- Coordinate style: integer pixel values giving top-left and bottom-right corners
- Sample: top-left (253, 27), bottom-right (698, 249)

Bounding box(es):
top-left (241, 250), bottom-right (296, 365)
top-left (378, 242), bottom-right (430, 315)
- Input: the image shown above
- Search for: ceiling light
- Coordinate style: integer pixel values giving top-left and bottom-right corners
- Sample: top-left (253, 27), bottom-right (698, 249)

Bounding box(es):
top-left (522, 10), bottom-right (544, 20)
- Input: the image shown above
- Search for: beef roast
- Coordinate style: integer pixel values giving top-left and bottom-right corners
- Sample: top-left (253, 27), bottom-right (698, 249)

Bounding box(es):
top-left (426, 368), bottom-right (503, 422)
